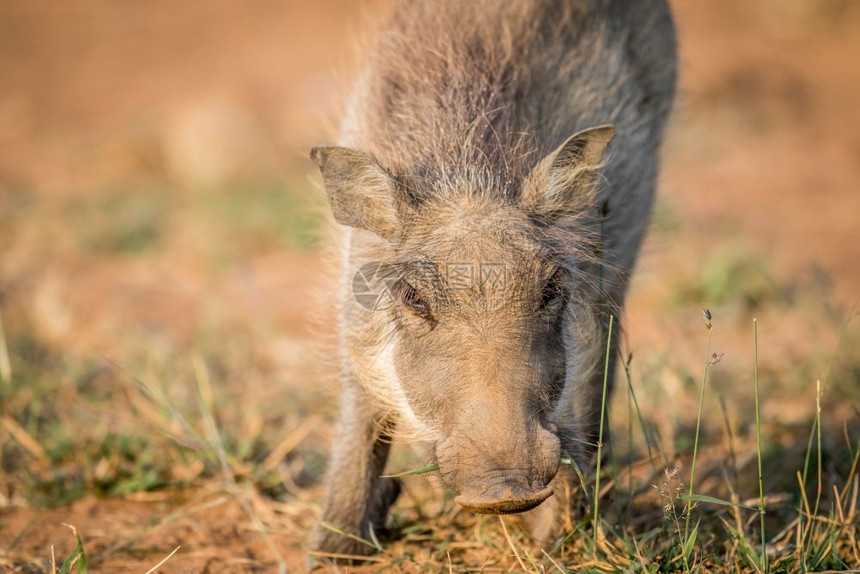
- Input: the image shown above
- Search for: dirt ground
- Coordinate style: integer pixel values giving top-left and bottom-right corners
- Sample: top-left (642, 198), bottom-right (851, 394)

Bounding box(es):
top-left (1, 0), bottom-right (859, 572)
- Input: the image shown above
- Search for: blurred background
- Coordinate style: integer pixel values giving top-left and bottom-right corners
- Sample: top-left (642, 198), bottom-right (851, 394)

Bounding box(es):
top-left (1, 0), bottom-right (858, 571)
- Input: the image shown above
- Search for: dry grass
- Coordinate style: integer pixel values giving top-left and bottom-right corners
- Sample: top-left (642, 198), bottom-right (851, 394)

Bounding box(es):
top-left (0, 181), bottom-right (857, 572)
top-left (2, 1), bottom-right (860, 572)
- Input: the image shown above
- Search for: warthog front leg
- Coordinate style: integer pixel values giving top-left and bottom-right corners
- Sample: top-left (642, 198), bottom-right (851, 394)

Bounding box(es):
top-left (311, 378), bottom-right (400, 558)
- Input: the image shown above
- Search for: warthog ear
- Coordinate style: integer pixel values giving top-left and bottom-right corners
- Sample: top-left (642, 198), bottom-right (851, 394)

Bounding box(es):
top-left (521, 125), bottom-right (615, 218)
top-left (310, 146), bottom-right (402, 240)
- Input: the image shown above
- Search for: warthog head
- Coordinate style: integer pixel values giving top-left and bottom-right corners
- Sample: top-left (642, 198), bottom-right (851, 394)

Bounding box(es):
top-left (313, 125), bottom-right (614, 514)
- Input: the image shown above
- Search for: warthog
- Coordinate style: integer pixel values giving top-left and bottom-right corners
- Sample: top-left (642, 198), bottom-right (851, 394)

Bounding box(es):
top-left (310, 0), bottom-right (676, 557)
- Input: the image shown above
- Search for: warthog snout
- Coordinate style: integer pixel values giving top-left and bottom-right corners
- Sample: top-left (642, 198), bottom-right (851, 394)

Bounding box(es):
top-left (437, 421), bottom-right (561, 515)
top-left (456, 483), bottom-right (555, 515)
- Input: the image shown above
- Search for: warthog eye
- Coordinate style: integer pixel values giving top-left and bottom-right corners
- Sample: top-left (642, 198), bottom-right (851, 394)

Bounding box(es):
top-left (394, 279), bottom-right (433, 320)
top-left (540, 268), bottom-right (568, 315)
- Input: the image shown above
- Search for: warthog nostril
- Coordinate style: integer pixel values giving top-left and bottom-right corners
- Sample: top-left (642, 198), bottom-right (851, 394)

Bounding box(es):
top-left (454, 485), bottom-right (554, 515)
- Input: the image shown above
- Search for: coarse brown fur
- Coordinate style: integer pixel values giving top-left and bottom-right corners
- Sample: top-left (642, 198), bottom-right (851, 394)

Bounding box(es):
top-left (310, 0), bottom-right (676, 559)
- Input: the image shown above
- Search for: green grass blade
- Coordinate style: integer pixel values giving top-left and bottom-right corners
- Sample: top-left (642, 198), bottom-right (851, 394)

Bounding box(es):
top-left (593, 314), bottom-right (614, 548)
top-left (560, 451), bottom-right (589, 499)
top-left (801, 302), bottom-right (855, 484)
top-left (319, 522), bottom-right (381, 551)
top-left (622, 352), bottom-right (661, 470)
top-left (680, 493), bottom-right (758, 512)
top-left (683, 520), bottom-right (699, 561)
top-left (367, 522), bottom-right (383, 552)
top-left (381, 462), bottom-right (439, 478)
top-left (58, 525), bottom-right (88, 574)
top-left (682, 309), bottom-right (715, 573)
top-left (753, 319), bottom-right (768, 573)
